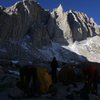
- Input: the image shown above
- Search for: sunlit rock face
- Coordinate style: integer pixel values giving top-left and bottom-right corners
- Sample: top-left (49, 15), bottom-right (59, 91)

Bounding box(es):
top-left (51, 5), bottom-right (100, 43)
top-left (0, 0), bottom-right (100, 64)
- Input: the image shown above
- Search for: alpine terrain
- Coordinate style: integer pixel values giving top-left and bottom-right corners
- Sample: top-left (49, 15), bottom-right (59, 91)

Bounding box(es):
top-left (0, 0), bottom-right (100, 64)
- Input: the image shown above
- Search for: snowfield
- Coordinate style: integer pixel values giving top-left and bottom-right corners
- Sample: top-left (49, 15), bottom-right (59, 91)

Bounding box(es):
top-left (37, 36), bottom-right (100, 63)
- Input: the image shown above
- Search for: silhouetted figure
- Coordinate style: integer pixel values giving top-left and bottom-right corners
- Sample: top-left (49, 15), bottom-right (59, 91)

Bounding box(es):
top-left (50, 57), bottom-right (58, 83)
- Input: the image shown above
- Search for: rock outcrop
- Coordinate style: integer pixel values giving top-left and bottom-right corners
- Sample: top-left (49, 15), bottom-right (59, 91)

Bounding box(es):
top-left (0, 0), bottom-right (50, 42)
top-left (0, 0), bottom-right (51, 63)
top-left (50, 5), bottom-right (100, 43)
top-left (0, 0), bottom-right (100, 64)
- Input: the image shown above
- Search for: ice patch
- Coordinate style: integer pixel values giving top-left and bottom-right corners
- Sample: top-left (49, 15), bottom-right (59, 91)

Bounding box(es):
top-left (8, 70), bottom-right (20, 76)
top-left (0, 48), bottom-right (7, 53)
top-left (11, 60), bottom-right (19, 64)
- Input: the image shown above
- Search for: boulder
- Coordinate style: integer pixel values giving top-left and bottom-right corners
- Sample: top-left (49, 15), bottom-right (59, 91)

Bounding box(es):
top-left (58, 65), bottom-right (76, 85)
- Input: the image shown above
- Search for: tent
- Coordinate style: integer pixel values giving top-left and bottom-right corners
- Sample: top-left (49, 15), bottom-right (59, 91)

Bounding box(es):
top-left (36, 67), bottom-right (53, 94)
top-left (18, 65), bottom-right (53, 95)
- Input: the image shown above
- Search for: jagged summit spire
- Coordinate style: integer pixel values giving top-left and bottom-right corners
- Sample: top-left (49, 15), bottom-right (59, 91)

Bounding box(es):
top-left (52, 4), bottom-right (64, 17)
top-left (57, 4), bottom-right (63, 12)
top-left (69, 9), bottom-right (72, 13)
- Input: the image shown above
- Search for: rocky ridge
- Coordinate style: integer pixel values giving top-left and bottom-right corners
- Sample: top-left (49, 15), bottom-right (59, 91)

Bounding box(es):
top-left (0, 0), bottom-right (100, 64)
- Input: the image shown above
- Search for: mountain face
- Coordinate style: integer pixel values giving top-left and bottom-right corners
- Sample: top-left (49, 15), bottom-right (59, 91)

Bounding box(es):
top-left (0, 0), bottom-right (100, 64)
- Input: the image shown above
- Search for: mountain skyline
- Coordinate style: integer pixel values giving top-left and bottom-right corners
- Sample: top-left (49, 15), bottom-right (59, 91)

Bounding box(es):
top-left (0, 0), bottom-right (100, 63)
top-left (0, 0), bottom-right (100, 25)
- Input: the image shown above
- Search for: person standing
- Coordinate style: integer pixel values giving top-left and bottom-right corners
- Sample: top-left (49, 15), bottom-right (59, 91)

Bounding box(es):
top-left (50, 57), bottom-right (59, 83)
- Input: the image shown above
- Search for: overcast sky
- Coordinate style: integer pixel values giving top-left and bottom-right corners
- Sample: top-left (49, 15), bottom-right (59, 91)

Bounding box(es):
top-left (0, 0), bottom-right (100, 24)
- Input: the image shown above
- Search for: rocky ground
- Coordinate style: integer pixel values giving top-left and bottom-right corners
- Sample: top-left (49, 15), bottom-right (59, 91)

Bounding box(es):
top-left (0, 65), bottom-right (100, 100)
